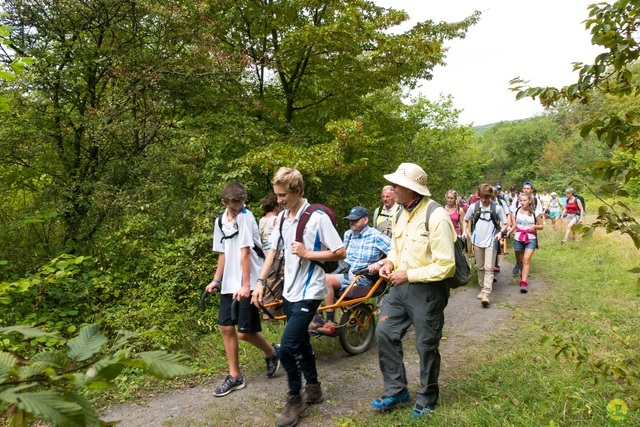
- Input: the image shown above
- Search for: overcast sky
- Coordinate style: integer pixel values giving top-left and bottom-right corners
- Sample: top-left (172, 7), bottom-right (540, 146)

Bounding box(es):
top-left (375, 0), bottom-right (602, 126)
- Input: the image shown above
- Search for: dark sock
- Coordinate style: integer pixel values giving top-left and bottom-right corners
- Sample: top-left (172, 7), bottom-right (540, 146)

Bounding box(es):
top-left (326, 311), bottom-right (335, 323)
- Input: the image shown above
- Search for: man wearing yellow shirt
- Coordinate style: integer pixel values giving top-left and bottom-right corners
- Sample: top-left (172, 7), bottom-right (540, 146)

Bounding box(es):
top-left (371, 163), bottom-right (456, 419)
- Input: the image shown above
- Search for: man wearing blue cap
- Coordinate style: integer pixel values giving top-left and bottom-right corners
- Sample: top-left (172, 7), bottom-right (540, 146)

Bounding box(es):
top-left (314, 205), bottom-right (391, 335)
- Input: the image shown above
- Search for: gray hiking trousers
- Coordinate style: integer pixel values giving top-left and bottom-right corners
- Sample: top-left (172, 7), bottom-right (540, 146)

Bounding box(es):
top-left (375, 280), bottom-right (449, 407)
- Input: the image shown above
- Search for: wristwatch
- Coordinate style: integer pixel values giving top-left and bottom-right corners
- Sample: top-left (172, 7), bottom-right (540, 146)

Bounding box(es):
top-left (378, 260), bottom-right (385, 266)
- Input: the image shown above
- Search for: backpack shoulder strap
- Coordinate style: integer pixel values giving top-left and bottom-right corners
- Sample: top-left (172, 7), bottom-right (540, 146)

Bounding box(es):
top-left (296, 205), bottom-right (316, 243)
top-left (394, 205), bottom-right (405, 225)
top-left (424, 200), bottom-right (442, 232)
top-left (472, 201), bottom-right (482, 226)
top-left (276, 210), bottom-right (287, 250)
top-left (217, 213), bottom-right (239, 243)
top-left (490, 201), bottom-right (501, 229)
top-left (373, 205), bottom-right (383, 223)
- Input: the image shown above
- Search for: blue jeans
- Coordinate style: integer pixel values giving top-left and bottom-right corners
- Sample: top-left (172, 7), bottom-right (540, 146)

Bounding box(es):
top-left (280, 298), bottom-right (322, 396)
top-left (513, 238), bottom-right (537, 251)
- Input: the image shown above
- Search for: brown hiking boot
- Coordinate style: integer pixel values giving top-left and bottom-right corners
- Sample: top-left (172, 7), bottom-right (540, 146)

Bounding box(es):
top-left (276, 394), bottom-right (303, 427)
top-left (302, 382), bottom-right (323, 404)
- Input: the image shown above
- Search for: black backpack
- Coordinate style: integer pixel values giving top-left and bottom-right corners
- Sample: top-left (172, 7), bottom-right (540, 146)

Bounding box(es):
top-left (393, 201), bottom-right (471, 288)
top-left (217, 212), bottom-right (265, 259)
top-left (424, 201), bottom-right (471, 288)
top-left (574, 194), bottom-right (586, 213)
top-left (471, 201), bottom-right (501, 232)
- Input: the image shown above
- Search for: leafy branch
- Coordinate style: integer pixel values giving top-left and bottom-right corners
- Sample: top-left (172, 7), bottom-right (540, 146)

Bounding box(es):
top-left (0, 324), bottom-right (194, 427)
top-left (510, 0), bottom-right (640, 283)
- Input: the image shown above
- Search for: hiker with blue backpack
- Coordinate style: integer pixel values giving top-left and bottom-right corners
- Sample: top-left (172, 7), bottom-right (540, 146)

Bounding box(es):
top-left (464, 184), bottom-right (508, 308)
top-left (371, 163), bottom-right (456, 419)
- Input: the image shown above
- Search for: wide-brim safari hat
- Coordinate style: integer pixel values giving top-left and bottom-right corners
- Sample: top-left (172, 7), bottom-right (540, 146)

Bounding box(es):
top-left (383, 163), bottom-right (431, 196)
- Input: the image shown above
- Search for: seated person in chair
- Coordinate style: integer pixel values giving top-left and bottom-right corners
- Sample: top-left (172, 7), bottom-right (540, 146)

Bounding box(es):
top-left (313, 206), bottom-right (391, 335)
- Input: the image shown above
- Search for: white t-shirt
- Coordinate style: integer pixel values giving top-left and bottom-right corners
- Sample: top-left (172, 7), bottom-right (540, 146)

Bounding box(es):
top-left (464, 202), bottom-right (507, 248)
top-left (268, 200), bottom-right (344, 302)
top-left (213, 207), bottom-right (264, 294)
top-left (497, 197), bottom-right (510, 216)
top-left (259, 215), bottom-right (278, 250)
top-left (514, 210), bottom-right (537, 241)
top-left (510, 195), bottom-right (544, 217)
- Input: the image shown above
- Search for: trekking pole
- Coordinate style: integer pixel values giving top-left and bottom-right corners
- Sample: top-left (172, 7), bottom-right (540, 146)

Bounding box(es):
top-left (200, 290), bottom-right (239, 321)
top-left (259, 302), bottom-right (276, 320)
top-left (502, 231), bottom-right (508, 254)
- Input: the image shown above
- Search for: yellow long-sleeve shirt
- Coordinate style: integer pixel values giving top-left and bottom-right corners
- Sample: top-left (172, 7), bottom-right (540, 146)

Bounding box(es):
top-left (387, 198), bottom-right (456, 283)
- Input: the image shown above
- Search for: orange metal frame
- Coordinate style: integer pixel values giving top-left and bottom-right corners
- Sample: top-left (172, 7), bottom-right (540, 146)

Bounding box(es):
top-left (261, 274), bottom-right (389, 322)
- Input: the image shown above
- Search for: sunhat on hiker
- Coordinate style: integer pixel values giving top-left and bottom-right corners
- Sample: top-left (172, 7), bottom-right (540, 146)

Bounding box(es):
top-left (383, 163), bottom-right (431, 196)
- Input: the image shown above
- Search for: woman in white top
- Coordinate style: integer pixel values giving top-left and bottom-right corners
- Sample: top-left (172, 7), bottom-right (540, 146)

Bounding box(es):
top-left (258, 194), bottom-right (280, 250)
top-left (508, 192), bottom-right (543, 293)
top-left (546, 192), bottom-right (564, 232)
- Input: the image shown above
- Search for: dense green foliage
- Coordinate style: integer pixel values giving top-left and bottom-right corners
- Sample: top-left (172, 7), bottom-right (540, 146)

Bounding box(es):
top-left (0, 0), bottom-right (480, 353)
top-left (1, 0), bottom-right (640, 423)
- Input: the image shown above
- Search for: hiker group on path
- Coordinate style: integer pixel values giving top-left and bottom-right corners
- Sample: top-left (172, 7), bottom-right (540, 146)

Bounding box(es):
top-left (201, 163), bottom-right (585, 427)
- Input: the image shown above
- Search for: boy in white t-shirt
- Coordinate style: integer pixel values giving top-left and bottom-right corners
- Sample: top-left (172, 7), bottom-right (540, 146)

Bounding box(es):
top-left (464, 184), bottom-right (508, 308)
top-left (204, 183), bottom-right (280, 398)
top-left (252, 167), bottom-right (346, 427)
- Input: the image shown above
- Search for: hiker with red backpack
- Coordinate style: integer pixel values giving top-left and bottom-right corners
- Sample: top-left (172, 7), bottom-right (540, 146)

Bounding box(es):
top-left (251, 167), bottom-right (345, 427)
top-left (561, 187), bottom-right (585, 243)
top-left (463, 184), bottom-right (508, 308)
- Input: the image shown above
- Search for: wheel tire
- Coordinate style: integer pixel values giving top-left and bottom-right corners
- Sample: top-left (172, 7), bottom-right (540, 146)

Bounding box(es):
top-left (338, 304), bottom-right (375, 355)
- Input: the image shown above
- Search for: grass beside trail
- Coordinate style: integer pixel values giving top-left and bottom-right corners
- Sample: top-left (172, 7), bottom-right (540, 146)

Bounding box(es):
top-left (337, 212), bottom-right (639, 427)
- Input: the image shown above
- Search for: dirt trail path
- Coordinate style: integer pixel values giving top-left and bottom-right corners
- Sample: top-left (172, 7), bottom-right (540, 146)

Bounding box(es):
top-left (102, 260), bottom-right (541, 427)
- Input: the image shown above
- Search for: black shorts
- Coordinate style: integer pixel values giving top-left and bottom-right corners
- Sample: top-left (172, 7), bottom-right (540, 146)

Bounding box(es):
top-left (218, 293), bottom-right (262, 333)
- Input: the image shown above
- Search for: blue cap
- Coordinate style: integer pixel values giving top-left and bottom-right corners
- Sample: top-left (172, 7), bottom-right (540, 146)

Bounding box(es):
top-left (345, 206), bottom-right (368, 220)
top-left (523, 180), bottom-right (534, 188)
